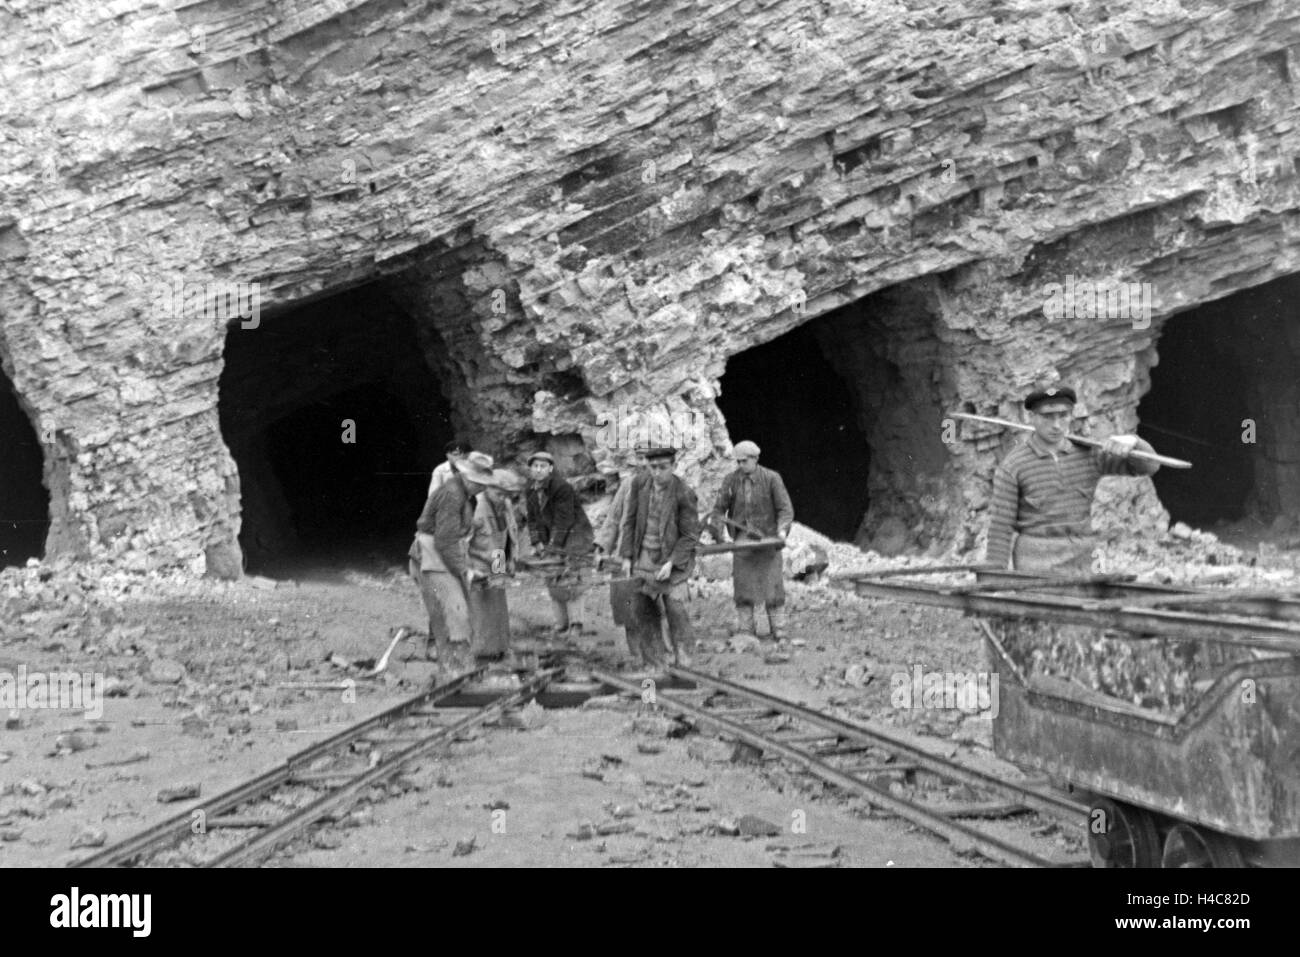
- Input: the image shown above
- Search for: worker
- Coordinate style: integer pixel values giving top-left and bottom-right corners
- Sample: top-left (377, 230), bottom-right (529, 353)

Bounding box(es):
top-left (428, 438), bottom-right (471, 497)
top-left (594, 448), bottom-right (646, 561)
top-left (409, 451), bottom-right (500, 671)
top-left (525, 451), bottom-right (595, 637)
top-left (709, 440), bottom-right (795, 640)
top-left (986, 386), bottom-right (1160, 575)
top-left (594, 449), bottom-right (647, 656)
top-left (619, 447), bottom-right (701, 668)
top-left (466, 467), bottom-right (526, 662)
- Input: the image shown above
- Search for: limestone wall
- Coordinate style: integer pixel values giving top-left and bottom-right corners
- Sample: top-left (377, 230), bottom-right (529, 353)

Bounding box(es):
top-left (3, 0), bottom-right (1299, 571)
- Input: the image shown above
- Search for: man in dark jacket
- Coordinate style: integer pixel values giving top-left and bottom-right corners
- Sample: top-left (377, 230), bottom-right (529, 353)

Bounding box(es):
top-left (525, 451), bottom-right (595, 636)
top-left (709, 440), bottom-right (795, 640)
top-left (409, 451), bottom-right (500, 671)
top-left (619, 447), bottom-right (701, 667)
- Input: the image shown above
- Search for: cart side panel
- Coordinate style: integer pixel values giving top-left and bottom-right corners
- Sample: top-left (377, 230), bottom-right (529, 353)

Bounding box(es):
top-left (989, 629), bottom-right (1300, 840)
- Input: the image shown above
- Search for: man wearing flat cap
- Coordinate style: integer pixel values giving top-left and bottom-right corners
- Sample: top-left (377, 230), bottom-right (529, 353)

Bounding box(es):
top-left (709, 441), bottom-right (795, 640)
top-left (619, 447), bottom-right (701, 667)
top-left (410, 450), bottom-right (500, 670)
top-left (525, 450), bottom-right (596, 636)
top-left (986, 385), bottom-right (1160, 575)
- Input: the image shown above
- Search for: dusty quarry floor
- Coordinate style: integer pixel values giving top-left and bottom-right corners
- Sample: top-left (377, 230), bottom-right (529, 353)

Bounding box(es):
top-left (4, 530), bottom-right (1298, 869)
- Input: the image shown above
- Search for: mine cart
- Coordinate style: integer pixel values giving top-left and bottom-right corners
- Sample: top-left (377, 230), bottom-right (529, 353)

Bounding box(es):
top-left (849, 569), bottom-right (1300, 867)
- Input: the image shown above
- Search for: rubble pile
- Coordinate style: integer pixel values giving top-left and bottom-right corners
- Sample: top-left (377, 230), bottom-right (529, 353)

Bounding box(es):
top-left (994, 620), bottom-right (1233, 715)
top-left (1097, 523), bottom-right (1300, 589)
top-left (0, 557), bottom-right (227, 645)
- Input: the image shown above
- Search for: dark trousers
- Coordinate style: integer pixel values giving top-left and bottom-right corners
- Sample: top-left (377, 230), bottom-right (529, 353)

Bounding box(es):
top-left (629, 588), bottom-right (693, 664)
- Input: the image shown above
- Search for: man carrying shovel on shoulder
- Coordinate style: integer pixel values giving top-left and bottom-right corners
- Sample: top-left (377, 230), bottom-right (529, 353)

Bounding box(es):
top-left (985, 386), bottom-right (1161, 576)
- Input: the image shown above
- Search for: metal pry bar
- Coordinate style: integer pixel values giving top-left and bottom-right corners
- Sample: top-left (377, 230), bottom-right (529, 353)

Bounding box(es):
top-left (949, 412), bottom-right (1192, 469)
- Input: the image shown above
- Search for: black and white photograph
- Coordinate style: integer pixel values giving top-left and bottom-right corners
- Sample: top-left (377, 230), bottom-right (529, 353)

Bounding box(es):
top-left (0, 0), bottom-right (1290, 931)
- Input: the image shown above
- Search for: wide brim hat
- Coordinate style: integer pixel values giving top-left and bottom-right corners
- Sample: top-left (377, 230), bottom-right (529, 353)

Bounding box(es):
top-left (491, 468), bottom-right (526, 492)
top-left (455, 457), bottom-right (499, 486)
top-left (1024, 385), bottom-right (1077, 411)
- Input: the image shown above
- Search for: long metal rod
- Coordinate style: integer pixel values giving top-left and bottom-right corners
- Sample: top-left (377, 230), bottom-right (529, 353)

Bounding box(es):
top-left (209, 669), bottom-right (558, 867)
top-left (75, 668), bottom-right (487, 867)
top-left (669, 666), bottom-right (1087, 822)
top-left (950, 412), bottom-right (1192, 469)
top-left (851, 578), bottom-right (1300, 650)
top-left (590, 669), bottom-right (1068, 868)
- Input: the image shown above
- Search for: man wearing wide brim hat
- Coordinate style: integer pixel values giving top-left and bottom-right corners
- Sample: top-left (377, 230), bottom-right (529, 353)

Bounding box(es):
top-left (465, 466), bottom-right (526, 662)
top-left (709, 440), bottom-right (794, 640)
top-left (409, 451), bottom-right (500, 670)
top-left (986, 385), bottom-right (1160, 575)
top-left (525, 450), bottom-right (596, 637)
top-left (618, 446), bottom-right (701, 668)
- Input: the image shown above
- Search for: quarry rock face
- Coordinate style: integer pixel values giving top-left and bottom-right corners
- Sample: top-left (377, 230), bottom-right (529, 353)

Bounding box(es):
top-left (3, 0), bottom-right (1300, 572)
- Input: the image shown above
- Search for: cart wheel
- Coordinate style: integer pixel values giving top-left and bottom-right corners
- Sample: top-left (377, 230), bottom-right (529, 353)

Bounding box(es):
top-left (1088, 798), bottom-right (1160, 868)
top-left (1161, 824), bottom-right (1245, 868)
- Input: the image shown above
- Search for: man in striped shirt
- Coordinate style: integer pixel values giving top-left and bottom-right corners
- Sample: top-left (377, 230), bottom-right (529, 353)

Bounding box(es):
top-left (986, 386), bottom-right (1160, 575)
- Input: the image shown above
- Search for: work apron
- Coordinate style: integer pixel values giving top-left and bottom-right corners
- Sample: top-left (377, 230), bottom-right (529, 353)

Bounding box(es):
top-left (732, 545), bottom-right (784, 606)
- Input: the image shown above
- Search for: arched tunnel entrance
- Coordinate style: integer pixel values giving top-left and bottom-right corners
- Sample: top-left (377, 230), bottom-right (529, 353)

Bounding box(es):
top-left (1139, 272), bottom-right (1300, 541)
top-left (717, 321), bottom-right (871, 540)
top-left (718, 283), bottom-right (953, 552)
top-left (0, 366), bottom-right (48, 567)
top-left (219, 283), bottom-right (454, 576)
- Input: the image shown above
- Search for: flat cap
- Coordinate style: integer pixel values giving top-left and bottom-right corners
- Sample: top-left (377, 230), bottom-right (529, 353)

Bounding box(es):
top-left (643, 447), bottom-right (677, 461)
top-left (1024, 385), bottom-right (1077, 411)
top-left (527, 450), bottom-right (555, 465)
top-left (732, 440), bottom-right (761, 458)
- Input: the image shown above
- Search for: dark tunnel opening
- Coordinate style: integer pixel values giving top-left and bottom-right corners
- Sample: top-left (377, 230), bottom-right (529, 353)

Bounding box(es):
top-left (219, 283), bottom-right (454, 576)
top-left (717, 322), bottom-right (872, 541)
top-left (1139, 272), bottom-right (1300, 537)
top-left (0, 368), bottom-right (49, 568)
top-left (264, 382), bottom-right (426, 551)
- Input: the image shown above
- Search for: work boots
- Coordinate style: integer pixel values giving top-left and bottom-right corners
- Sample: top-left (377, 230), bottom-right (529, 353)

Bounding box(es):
top-left (733, 603), bottom-right (757, 637)
top-left (766, 605), bottom-right (787, 641)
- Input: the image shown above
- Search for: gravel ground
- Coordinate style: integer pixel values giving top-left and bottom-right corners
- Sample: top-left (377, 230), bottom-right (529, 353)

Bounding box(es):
top-left (5, 527), bottom-right (1296, 868)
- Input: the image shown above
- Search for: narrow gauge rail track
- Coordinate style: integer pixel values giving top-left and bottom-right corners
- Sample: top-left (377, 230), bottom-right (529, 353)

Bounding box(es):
top-left (590, 664), bottom-right (1090, 867)
top-left (76, 666), bottom-right (560, 868)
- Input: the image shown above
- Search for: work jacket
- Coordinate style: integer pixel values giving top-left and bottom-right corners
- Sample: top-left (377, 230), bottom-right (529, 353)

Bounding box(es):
top-left (711, 465), bottom-right (794, 540)
top-left (595, 475), bottom-right (638, 554)
top-left (525, 472), bottom-right (595, 558)
top-left (468, 494), bottom-right (522, 578)
top-left (619, 473), bottom-right (700, 583)
top-left (412, 473), bottom-right (476, 578)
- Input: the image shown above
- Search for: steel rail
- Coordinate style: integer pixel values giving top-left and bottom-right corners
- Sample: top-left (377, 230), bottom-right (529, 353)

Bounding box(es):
top-left (668, 665), bottom-right (1088, 822)
top-left (75, 667), bottom-right (489, 867)
top-left (208, 668), bottom-right (559, 867)
top-left (589, 669), bottom-right (1069, 868)
top-left (850, 577), bottom-right (1300, 650)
